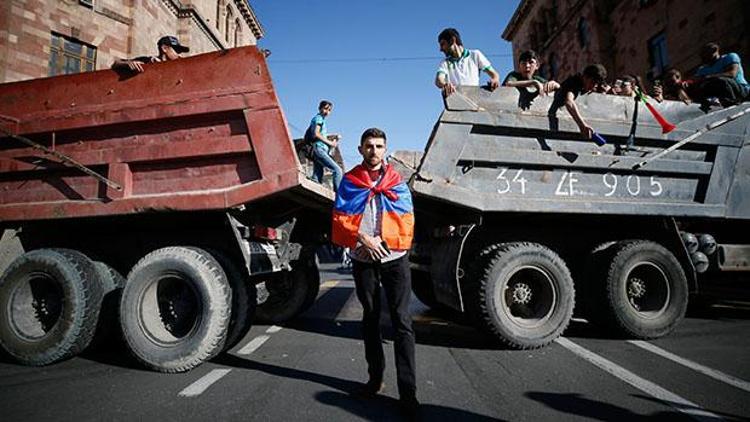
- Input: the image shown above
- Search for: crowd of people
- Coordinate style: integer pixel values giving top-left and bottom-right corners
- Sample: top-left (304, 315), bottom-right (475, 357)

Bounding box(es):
top-left (433, 28), bottom-right (748, 139)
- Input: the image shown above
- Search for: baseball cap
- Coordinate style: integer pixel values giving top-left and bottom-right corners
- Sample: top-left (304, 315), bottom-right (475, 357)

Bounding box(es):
top-left (157, 36), bottom-right (190, 53)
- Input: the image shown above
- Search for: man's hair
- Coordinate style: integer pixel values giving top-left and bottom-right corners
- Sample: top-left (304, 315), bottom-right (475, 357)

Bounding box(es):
top-left (702, 42), bottom-right (720, 56)
top-left (664, 67), bottom-right (682, 79)
top-left (438, 28), bottom-right (462, 46)
top-left (318, 100), bottom-right (333, 110)
top-left (583, 64), bottom-right (607, 83)
top-left (519, 50), bottom-right (539, 63)
top-left (360, 127), bottom-right (387, 146)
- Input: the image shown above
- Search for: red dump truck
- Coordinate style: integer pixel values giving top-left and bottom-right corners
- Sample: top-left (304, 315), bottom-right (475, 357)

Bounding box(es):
top-left (0, 47), bottom-right (333, 372)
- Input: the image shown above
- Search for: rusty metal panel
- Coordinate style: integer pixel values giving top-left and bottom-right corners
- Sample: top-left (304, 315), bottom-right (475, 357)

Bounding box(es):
top-left (0, 47), bottom-right (329, 223)
top-left (409, 87), bottom-right (748, 220)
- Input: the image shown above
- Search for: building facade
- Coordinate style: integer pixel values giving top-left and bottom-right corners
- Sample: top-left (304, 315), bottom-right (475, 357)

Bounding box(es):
top-left (0, 0), bottom-right (264, 83)
top-left (502, 0), bottom-right (750, 86)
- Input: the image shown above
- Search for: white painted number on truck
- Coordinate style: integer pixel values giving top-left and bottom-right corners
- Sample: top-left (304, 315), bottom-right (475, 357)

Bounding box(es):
top-left (602, 173), bottom-right (663, 197)
top-left (495, 168), bottom-right (664, 198)
top-left (496, 169), bottom-right (527, 195)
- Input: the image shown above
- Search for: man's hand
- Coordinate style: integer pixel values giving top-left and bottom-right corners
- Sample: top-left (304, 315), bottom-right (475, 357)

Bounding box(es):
top-left (544, 80), bottom-right (560, 94)
top-left (358, 233), bottom-right (390, 260)
top-left (652, 85), bottom-right (664, 102)
top-left (487, 77), bottom-right (500, 91)
top-left (531, 80), bottom-right (545, 95)
top-left (127, 60), bottom-right (145, 73)
top-left (442, 83), bottom-right (456, 97)
top-left (579, 123), bottom-right (594, 139)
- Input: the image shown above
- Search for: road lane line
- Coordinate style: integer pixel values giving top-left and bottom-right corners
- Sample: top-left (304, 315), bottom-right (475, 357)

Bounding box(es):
top-left (556, 337), bottom-right (724, 422)
top-left (629, 340), bottom-right (750, 393)
top-left (178, 369), bottom-right (232, 397)
top-left (266, 325), bottom-right (283, 334)
top-left (320, 280), bottom-right (340, 289)
top-left (237, 334), bottom-right (270, 355)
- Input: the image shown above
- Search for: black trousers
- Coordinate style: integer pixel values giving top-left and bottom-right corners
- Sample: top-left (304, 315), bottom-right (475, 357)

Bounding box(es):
top-left (352, 256), bottom-right (416, 400)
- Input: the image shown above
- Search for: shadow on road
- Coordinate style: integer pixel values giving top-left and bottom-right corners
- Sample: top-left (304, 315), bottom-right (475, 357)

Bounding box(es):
top-left (315, 390), bottom-right (504, 421)
top-left (525, 391), bottom-right (693, 421)
top-left (215, 353), bottom-right (503, 421)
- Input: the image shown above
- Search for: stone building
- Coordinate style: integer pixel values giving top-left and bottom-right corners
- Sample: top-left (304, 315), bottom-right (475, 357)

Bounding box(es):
top-left (0, 0), bottom-right (264, 83)
top-left (502, 0), bottom-right (750, 86)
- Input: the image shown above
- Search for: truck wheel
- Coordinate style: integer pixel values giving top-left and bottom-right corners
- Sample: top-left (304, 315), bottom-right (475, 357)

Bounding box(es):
top-left (120, 247), bottom-right (231, 372)
top-left (600, 241), bottom-right (688, 339)
top-left (200, 249), bottom-right (256, 351)
top-left (475, 242), bottom-right (574, 349)
top-left (0, 249), bottom-right (104, 365)
top-left (255, 256), bottom-right (320, 324)
top-left (411, 269), bottom-right (439, 309)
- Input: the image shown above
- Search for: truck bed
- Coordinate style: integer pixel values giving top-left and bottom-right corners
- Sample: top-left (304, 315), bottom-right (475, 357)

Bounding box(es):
top-left (0, 46), bottom-right (332, 223)
top-left (406, 87), bottom-right (749, 220)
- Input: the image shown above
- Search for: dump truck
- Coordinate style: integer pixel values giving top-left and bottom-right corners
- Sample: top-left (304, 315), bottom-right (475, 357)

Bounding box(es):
top-left (392, 86), bottom-right (750, 349)
top-left (0, 46), bottom-right (333, 372)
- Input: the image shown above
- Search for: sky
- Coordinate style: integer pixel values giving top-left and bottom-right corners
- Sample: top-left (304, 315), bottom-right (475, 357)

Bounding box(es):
top-left (252, 0), bottom-right (521, 169)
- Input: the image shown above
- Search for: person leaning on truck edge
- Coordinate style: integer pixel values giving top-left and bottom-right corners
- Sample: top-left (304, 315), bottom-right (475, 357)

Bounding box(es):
top-left (305, 100), bottom-right (343, 190)
top-left (111, 35), bottom-right (189, 73)
top-left (503, 49), bottom-right (559, 96)
top-left (330, 128), bottom-right (418, 418)
top-left (435, 28), bottom-right (500, 97)
top-left (554, 63), bottom-right (607, 139)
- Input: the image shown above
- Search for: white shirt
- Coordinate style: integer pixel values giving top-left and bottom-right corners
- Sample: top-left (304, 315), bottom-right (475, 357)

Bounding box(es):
top-left (437, 48), bottom-right (493, 86)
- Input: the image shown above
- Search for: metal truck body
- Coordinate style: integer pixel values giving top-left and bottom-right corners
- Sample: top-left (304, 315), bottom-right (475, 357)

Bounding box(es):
top-left (394, 86), bottom-right (750, 348)
top-left (0, 46), bottom-right (332, 371)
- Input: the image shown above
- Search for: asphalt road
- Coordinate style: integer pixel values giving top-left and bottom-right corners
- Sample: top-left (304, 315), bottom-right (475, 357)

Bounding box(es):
top-left (1, 264), bottom-right (749, 421)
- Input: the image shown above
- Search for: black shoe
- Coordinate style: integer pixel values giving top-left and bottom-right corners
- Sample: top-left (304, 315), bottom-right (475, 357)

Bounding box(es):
top-left (354, 379), bottom-right (385, 398)
top-left (399, 397), bottom-right (420, 420)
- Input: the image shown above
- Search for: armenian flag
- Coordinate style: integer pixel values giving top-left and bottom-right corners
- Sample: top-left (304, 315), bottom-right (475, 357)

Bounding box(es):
top-left (332, 164), bottom-right (414, 250)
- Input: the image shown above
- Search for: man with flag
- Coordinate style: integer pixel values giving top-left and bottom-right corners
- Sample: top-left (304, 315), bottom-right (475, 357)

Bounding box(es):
top-left (331, 127), bottom-right (418, 418)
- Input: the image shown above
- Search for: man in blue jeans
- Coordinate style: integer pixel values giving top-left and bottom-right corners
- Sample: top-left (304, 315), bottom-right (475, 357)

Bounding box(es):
top-left (306, 100), bottom-right (343, 190)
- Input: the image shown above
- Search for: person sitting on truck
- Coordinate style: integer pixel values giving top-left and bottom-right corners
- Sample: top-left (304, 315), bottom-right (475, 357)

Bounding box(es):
top-left (691, 42), bottom-right (749, 106)
top-left (616, 75), bottom-right (638, 97)
top-left (111, 36), bottom-right (189, 73)
top-left (305, 100), bottom-right (343, 190)
top-left (554, 63), bottom-right (608, 139)
top-left (503, 50), bottom-right (560, 95)
top-left (652, 68), bottom-right (694, 104)
top-left (435, 28), bottom-right (500, 97)
top-left (331, 127), bottom-right (418, 418)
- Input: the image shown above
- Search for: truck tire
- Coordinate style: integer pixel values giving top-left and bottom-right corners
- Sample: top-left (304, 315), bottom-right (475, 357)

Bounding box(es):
top-left (475, 242), bottom-right (575, 349)
top-left (0, 249), bottom-right (104, 365)
top-left (90, 262), bottom-right (126, 347)
top-left (599, 240), bottom-right (688, 339)
top-left (120, 247), bottom-right (231, 372)
top-left (200, 249), bottom-right (256, 351)
top-left (411, 269), bottom-right (439, 309)
top-left (255, 255), bottom-right (320, 324)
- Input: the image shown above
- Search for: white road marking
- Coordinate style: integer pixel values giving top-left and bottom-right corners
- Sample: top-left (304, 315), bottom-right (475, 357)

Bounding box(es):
top-left (556, 337), bottom-right (724, 422)
top-left (266, 325), bottom-right (283, 334)
top-left (237, 334), bottom-right (270, 355)
top-left (629, 340), bottom-right (750, 393)
top-left (178, 369), bottom-right (232, 397)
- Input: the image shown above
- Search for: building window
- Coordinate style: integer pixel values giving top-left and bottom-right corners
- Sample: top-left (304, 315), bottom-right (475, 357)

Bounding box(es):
top-left (225, 6), bottom-right (233, 43)
top-left (215, 0), bottom-right (222, 30)
top-left (234, 19), bottom-right (241, 47)
top-left (577, 17), bottom-right (590, 48)
top-left (648, 32), bottom-right (669, 77)
top-left (48, 33), bottom-right (96, 77)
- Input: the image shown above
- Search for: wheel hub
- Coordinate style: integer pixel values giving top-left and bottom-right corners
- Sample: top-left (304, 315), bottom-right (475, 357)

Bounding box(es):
top-left (628, 277), bottom-right (647, 299)
top-left (511, 282), bottom-right (533, 305)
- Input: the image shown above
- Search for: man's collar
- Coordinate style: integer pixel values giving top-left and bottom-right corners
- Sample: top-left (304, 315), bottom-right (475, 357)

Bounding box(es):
top-left (446, 48), bottom-right (470, 63)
